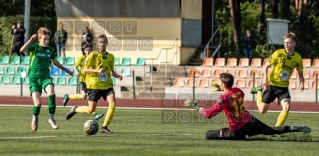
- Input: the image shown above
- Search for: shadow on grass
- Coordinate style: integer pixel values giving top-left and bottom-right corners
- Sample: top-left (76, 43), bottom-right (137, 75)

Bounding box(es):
top-left (245, 133), bottom-right (318, 142)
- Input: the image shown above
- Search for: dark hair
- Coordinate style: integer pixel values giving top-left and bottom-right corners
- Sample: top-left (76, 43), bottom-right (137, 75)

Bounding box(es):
top-left (82, 43), bottom-right (91, 49)
top-left (219, 73), bottom-right (234, 89)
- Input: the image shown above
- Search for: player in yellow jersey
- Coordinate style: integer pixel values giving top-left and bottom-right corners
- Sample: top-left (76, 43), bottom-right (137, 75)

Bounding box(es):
top-left (63, 43), bottom-right (104, 120)
top-left (251, 32), bottom-right (304, 127)
top-left (66, 34), bottom-right (123, 133)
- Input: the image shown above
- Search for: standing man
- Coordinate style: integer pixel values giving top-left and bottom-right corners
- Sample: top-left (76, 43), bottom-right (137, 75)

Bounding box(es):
top-left (54, 23), bottom-right (68, 59)
top-left (242, 30), bottom-right (254, 61)
top-left (251, 32), bottom-right (304, 127)
top-left (11, 21), bottom-right (26, 56)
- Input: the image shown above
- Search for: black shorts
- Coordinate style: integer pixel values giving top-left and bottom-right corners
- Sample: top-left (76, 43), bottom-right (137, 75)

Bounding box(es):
top-left (206, 117), bottom-right (272, 140)
top-left (80, 82), bottom-right (88, 93)
top-left (262, 85), bottom-right (290, 104)
top-left (87, 88), bottom-right (115, 102)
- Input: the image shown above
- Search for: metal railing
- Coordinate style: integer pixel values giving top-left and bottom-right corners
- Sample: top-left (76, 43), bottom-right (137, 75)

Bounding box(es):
top-left (144, 38), bottom-right (179, 91)
top-left (204, 26), bottom-right (222, 58)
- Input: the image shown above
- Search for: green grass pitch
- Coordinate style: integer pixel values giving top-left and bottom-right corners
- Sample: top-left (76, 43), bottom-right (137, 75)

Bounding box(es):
top-left (0, 106), bottom-right (318, 156)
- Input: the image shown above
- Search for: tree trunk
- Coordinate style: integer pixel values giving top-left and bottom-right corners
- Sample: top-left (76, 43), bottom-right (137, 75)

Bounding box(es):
top-left (258, 0), bottom-right (265, 34)
top-left (228, 0), bottom-right (241, 44)
top-left (271, 0), bottom-right (279, 18)
top-left (281, 0), bottom-right (290, 19)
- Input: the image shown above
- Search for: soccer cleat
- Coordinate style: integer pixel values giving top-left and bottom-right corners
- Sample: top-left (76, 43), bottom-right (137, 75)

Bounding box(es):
top-left (48, 118), bottom-right (59, 130)
top-left (290, 125), bottom-right (312, 133)
top-left (63, 94), bottom-right (69, 107)
top-left (66, 106), bottom-right (77, 120)
top-left (93, 114), bottom-right (104, 120)
top-left (31, 115), bottom-right (38, 131)
top-left (250, 86), bottom-right (263, 94)
top-left (210, 82), bottom-right (221, 92)
top-left (101, 126), bottom-right (113, 133)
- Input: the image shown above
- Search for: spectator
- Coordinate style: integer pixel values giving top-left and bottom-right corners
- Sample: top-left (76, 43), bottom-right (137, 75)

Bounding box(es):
top-left (54, 23), bottom-right (68, 59)
top-left (81, 26), bottom-right (93, 55)
top-left (242, 30), bottom-right (254, 61)
top-left (11, 21), bottom-right (26, 56)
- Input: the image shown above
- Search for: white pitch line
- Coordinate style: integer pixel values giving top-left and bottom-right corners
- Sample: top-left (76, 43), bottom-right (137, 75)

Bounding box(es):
top-left (1, 104), bottom-right (319, 113)
top-left (0, 136), bottom-right (57, 139)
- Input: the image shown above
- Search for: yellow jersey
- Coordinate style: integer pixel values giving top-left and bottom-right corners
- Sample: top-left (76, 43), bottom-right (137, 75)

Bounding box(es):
top-left (84, 51), bottom-right (114, 90)
top-left (268, 49), bottom-right (303, 87)
top-left (75, 55), bottom-right (86, 82)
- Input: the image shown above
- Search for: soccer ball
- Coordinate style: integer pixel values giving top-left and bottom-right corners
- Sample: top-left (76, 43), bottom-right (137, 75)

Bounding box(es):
top-left (83, 120), bottom-right (99, 135)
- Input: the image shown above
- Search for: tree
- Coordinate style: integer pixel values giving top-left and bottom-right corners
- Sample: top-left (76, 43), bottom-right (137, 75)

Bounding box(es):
top-left (228, 0), bottom-right (241, 44)
top-left (271, 0), bottom-right (279, 18)
top-left (258, 0), bottom-right (266, 34)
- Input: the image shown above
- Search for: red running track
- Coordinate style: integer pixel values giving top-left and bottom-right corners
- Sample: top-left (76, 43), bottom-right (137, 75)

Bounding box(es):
top-left (0, 96), bottom-right (318, 112)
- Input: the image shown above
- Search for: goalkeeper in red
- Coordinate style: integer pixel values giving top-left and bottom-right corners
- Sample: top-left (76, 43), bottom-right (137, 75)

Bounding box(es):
top-left (184, 73), bottom-right (311, 140)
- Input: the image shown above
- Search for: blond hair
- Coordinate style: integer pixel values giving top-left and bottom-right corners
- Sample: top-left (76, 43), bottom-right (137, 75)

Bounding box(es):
top-left (37, 27), bottom-right (51, 39)
top-left (283, 32), bottom-right (297, 42)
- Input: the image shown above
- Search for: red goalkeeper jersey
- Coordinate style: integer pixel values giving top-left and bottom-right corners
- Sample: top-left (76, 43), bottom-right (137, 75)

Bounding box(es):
top-left (200, 87), bottom-right (252, 131)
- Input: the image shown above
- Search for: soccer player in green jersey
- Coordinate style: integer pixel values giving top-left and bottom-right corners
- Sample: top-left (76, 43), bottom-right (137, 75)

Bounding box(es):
top-left (20, 27), bottom-right (73, 131)
top-left (62, 43), bottom-right (104, 120)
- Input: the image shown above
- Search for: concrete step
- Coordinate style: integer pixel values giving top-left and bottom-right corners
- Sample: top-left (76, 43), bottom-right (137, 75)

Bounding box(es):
top-left (120, 91), bottom-right (165, 99)
top-left (122, 86), bottom-right (166, 92)
top-left (136, 81), bottom-right (172, 86)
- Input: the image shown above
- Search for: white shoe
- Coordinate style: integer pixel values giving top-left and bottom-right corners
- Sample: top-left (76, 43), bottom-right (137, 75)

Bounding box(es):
top-left (48, 118), bottom-right (59, 130)
top-left (31, 115), bottom-right (38, 131)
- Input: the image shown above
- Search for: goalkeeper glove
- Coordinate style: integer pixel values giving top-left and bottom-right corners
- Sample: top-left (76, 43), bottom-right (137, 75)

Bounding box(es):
top-left (184, 99), bottom-right (201, 110)
top-left (210, 82), bottom-right (221, 92)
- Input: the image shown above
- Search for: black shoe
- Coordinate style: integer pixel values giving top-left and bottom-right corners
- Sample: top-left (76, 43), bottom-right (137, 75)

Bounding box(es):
top-left (66, 106), bottom-right (77, 120)
top-left (101, 126), bottom-right (113, 133)
top-left (63, 94), bottom-right (69, 107)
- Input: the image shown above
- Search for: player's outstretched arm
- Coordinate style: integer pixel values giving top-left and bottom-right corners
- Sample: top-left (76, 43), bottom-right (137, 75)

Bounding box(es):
top-left (184, 99), bottom-right (201, 110)
top-left (52, 59), bottom-right (73, 76)
top-left (111, 71), bottom-right (122, 81)
top-left (20, 34), bottom-right (37, 52)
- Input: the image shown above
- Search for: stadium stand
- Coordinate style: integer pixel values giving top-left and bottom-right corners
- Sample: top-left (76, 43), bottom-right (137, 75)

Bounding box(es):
top-left (201, 58), bottom-right (213, 67)
top-left (302, 58), bottom-right (311, 68)
top-left (226, 58), bottom-right (237, 67)
top-left (238, 58), bottom-right (249, 67)
top-left (250, 58), bottom-right (262, 67)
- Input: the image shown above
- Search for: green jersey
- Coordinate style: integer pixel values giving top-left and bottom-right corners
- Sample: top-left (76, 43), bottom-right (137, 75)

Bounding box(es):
top-left (28, 43), bottom-right (55, 79)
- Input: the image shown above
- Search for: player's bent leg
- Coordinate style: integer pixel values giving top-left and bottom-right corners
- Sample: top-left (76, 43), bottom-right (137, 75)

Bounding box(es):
top-left (206, 130), bottom-right (222, 140)
top-left (66, 106), bottom-right (78, 120)
top-left (87, 101), bottom-right (104, 120)
top-left (206, 128), bottom-right (245, 140)
top-left (275, 98), bottom-right (290, 127)
top-left (258, 103), bottom-right (270, 114)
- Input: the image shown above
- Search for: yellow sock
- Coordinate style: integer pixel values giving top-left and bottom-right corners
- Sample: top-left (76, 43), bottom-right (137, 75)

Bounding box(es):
top-left (256, 91), bottom-right (262, 109)
top-left (69, 94), bottom-right (81, 100)
top-left (75, 106), bottom-right (90, 113)
top-left (92, 111), bottom-right (97, 115)
top-left (275, 110), bottom-right (288, 126)
top-left (103, 103), bottom-right (115, 127)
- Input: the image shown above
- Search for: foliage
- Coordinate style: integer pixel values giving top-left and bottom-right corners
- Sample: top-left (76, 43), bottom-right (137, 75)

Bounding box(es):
top-left (0, 0), bottom-right (55, 17)
top-left (214, 0), bottom-right (319, 59)
top-left (0, 16), bottom-right (57, 56)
